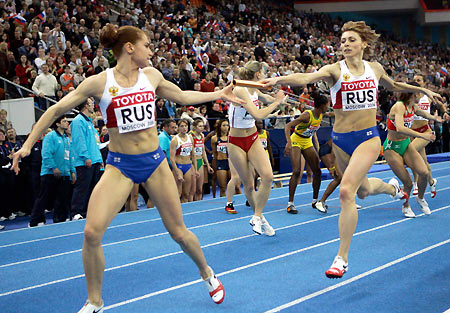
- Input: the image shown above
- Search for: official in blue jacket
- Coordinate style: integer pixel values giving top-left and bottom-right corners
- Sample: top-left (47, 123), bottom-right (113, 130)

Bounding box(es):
top-left (29, 116), bottom-right (75, 227)
top-left (70, 99), bottom-right (103, 220)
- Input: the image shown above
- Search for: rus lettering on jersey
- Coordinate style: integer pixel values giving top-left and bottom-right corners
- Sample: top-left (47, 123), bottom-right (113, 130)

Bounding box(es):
top-left (341, 79), bottom-right (377, 111)
top-left (418, 101), bottom-right (430, 111)
top-left (113, 91), bottom-right (156, 133)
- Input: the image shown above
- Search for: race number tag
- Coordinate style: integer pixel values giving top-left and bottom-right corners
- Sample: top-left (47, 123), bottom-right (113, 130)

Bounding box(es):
top-left (341, 80), bottom-right (377, 111)
top-left (112, 91), bottom-right (156, 133)
top-left (302, 125), bottom-right (320, 137)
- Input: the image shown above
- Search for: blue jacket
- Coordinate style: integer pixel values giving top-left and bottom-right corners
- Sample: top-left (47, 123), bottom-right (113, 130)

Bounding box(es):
top-left (70, 113), bottom-right (102, 167)
top-left (158, 130), bottom-right (172, 163)
top-left (40, 130), bottom-right (74, 177)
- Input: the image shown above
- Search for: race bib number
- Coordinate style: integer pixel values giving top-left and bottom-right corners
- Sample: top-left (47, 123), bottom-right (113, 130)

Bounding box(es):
top-left (194, 146), bottom-right (203, 155)
top-left (112, 91), bottom-right (156, 133)
top-left (302, 125), bottom-right (320, 137)
top-left (217, 143), bottom-right (227, 154)
top-left (341, 80), bottom-right (377, 111)
top-left (260, 138), bottom-right (268, 149)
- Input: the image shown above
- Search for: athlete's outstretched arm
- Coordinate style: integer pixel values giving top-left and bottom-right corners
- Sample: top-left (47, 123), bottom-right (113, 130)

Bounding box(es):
top-left (375, 62), bottom-right (443, 103)
top-left (149, 68), bottom-right (245, 106)
top-left (260, 64), bottom-right (334, 88)
top-left (11, 75), bottom-right (101, 174)
top-left (414, 104), bottom-right (445, 122)
top-left (233, 87), bottom-right (287, 120)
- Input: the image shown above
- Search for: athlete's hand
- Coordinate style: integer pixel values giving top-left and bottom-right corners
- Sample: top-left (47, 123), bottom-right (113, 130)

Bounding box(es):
top-left (328, 167), bottom-right (337, 179)
top-left (423, 132), bottom-right (436, 142)
top-left (176, 169), bottom-right (184, 182)
top-left (260, 77), bottom-right (279, 89)
top-left (220, 84), bottom-right (246, 105)
top-left (444, 112), bottom-right (450, 121)
top-left (425, 90), bottom-right (444, 105)
top-left (284, 143), bottom-right (292, 156)
top-left (11, 147), bottom-right (31, 175)
top-left (194, 170), bottom-right (200, 178)
top-left (207, 164), bottom-right (214, 174)
top-left (274, 90), bottom-right (288, 104)
top-left (435, 116), bottom-right (444, 123)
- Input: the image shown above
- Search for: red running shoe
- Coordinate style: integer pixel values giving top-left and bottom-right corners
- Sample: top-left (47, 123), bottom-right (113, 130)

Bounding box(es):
top-left (204, 267), bottom-right (225, 304)
top-left (225, 203), bottom-right (238, 214)
top-left (325, 256), bottom-right (348, 279)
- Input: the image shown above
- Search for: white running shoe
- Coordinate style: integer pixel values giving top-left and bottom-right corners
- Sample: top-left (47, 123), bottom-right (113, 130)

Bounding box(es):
top-left (430, 178), bottom-right (437, 198)
top-left (314, 201), bottom-right (327, 213)
top-left (402, 205), bottom-right (416, 218)
top-left (416, 197), bottom-right (431, 215)
top-left (15, 211), bottom-right (26, 217)
top-left (0, 216), bottom-right (6, 222)
top-left (8, 213), bottom-right (16, 220)
top-left (203, 267), bottom-right (225, 304)
top-left (412, 182), bottom-right (418, 196)
top-left (389, 178), bottom-right (409, 202)
top-left (249, 216), bottom-right (262, 235)
top-left (261, 216), bottom-right (275, 236)
top-left (0, 225), bottom-right (5, 230)
top-left (325, 256), bottom-right (348, 279)
top-left (78, 300), bottom-right (104, 313)
top-left (73, 214), bottom-right (84, 220)
top-left (356, 203), bottom-right (362, 209)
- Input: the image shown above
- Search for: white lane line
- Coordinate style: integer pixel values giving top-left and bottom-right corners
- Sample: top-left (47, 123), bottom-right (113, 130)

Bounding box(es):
top-left (5, 177), bottom-right (450, 270)
top-left (265, 238), bottom-right (450, 312)
top-left (102, 205), bottom-right (450, 311)
top-left (2, 196), bottom-right (440, 298)
top-left (1, 166), bottom-right (449, 247)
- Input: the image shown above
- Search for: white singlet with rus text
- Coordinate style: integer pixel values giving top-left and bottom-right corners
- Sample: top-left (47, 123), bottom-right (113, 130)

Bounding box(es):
top-left (414, 95), bottom-right (431, 121)
top-left (228, 88), bottom-right (260, 128)
top-left (330, 60), bottom-right (378, 111)
top-left (99, 68), bottom-right (156, 133)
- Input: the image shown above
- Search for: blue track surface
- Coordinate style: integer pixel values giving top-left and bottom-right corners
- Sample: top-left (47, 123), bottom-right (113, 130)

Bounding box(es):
top-left (1, 162), bottom-right (449, 313)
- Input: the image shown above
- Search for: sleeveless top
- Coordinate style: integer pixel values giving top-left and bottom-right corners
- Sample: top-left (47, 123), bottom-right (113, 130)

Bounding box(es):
top-left (330, 60), bottom-right (378, 111)
top-left (294, 110), bottom-right (322, 138)
top-left (192, 133), bottom-right (204, 156)
top-left (99, 68), bottom-right (156, 133)
top-left (387, 102), bottom-right (415, 131)
top-left (258, 130), bottom-right (268, 150)
top-left (175, 134), bottom-right (193, 157)
top-left (414, 95), bottom-right (430, 121)
top-left (228, 88), bottom-right (260, 128)
top-left (216, 136), bottom-right (228, 155)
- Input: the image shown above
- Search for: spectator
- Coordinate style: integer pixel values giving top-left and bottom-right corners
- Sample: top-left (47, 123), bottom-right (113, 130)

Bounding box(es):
top-left (92, 48), bottom-right (109, 69)
top-left (0, 42), bottom-right (9, 78)
top-left (170, 67), bottom-right (187, 90)
top-left (158, 119), bottom-right (177, 165)
top-left (70, 98), bottom-right (103, 220)
top-left (18, 38), bottom-right (37, 62)
top-left (0, 109), bottom-right (12, 138)
top-left (181, 105), bottom-right (205, 125)
top-left (155, 98), bottom-right (170, 120)
top-left (34, 48), bottom-right (48, 74)
top-left (29, 116), bottom-right (74, 227)
top-left (7, 76), bottom-right (26, 99)
top-left (32, 63), bottom-right (58, 110)
top-left (200, 73), bottom-right (215, 92)
top-left (73, 65), bottom-right (86, 87)
top-left (60, 65), bottom-right (74, 95)
top-left (15, 54), bottom-right (32, 86)
top-left (93, 56), bottom-right (107, 74)
top-left (207, 100), bottom-right (226, 129)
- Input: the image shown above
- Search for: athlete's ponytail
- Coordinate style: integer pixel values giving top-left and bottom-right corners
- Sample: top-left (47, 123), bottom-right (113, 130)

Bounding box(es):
top-left (99, 24), bottom-right (145, 58)
top-left (239, 61), bottom-right (262, 80)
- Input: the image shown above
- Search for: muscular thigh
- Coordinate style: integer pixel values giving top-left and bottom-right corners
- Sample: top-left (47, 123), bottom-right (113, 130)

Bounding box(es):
top-left (143, 159), bottom-right (186, 229)
top-left (403, 145), bottom-right (427, 174)
top-left (302, 146), bottom-right (320, 170)
top-left (248, 140), bottom-right (272, 178)
top-left (86, 165), bottom-right (134, 231)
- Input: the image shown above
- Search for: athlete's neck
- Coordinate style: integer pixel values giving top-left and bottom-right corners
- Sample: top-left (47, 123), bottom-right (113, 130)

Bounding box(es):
top-left (114, 61), bottom-right (139, 86)
top-left (344, 57), bottom-right (364, 75)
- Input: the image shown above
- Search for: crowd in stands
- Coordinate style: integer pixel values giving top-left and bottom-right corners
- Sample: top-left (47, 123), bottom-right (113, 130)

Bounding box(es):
top-left (0, 0), bottom-right (450, 229)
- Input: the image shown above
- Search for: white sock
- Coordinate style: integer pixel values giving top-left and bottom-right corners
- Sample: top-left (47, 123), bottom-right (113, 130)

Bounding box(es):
top-left (227, 202), bottom-right (233, 206)
top-left (288, 201), bottom-right (294, 206)
top-left (312, 199), bottom-right (317, 203)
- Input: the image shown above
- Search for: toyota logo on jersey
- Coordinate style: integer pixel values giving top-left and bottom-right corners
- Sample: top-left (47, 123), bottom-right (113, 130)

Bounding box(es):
top-left (341, 79), bottom-right (377, 111)
top-left (112, 91), bottom-right (156, 133)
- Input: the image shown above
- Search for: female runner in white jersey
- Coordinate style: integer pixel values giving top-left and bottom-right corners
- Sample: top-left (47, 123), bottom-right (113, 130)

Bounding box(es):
top-left (190, 118), bottom-right (214, 201)
top-left (383, 84), bottom-right (443, 218)
top-left (11, 25), bottom-right (246, 312)
top-left (262, 21), bottom-right (442, 278)
top-left (170, 119), bottom-right (196, 203)
top-left (229, 61), bottom-right (287, 236)
top-left (410, 74), bottom-right (449, 197)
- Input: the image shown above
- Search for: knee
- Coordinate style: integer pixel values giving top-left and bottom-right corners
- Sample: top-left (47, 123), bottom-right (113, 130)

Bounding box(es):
top-left (170, 227), bottom-right (190, 245)
top-left (417, 167), bottom-right (429, 178)
top-left (339, 184), bottom-right (356, 203)
top-left (260, 171), bottom-right (273, 184)
top-left (356, 188), bottom-right (369, 199)
top-left (291, 170), bottom-right (301, 178)
top-left (84, 225), bottom-right (104, 246)
top-left (313, 168), bottom-right (322, 177)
